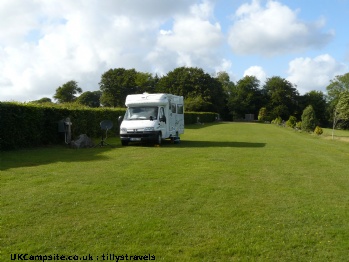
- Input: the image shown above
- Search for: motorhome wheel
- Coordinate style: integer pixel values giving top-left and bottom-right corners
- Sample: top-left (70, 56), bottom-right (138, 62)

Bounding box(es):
top-left (157, 132), bottom-right (162, 145)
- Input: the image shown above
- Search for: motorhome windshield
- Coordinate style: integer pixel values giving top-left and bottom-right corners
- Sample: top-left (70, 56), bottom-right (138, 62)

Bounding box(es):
top-left (125, 107), bottom-right (158, 120)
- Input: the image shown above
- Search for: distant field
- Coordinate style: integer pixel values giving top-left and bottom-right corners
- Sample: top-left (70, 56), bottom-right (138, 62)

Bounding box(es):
top-left (2, 123), bottom-right (349, 261)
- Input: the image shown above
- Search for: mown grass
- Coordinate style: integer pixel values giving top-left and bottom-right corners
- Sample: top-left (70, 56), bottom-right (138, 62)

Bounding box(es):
top-left (1, 123), bottom-right (349, 261)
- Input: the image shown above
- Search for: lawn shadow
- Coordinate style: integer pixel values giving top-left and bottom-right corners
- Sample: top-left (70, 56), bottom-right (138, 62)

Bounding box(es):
top-left (0, 145), bottom-right (117, 171)
top-left (164, 140), bottom-right (266, 148)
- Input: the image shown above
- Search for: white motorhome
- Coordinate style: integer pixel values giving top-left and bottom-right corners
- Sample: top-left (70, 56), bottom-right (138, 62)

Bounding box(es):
top-left (119, 93), bottom-right (184, 145)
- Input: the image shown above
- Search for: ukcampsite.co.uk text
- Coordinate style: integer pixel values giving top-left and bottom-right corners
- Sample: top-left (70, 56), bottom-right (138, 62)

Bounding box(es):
top-left (10, 253), bottom-right (156, 261)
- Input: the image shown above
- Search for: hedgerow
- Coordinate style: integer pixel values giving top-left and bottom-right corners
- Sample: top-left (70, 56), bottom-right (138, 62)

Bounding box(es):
top-left (0, 103), bottom-right (218, 150)
top-left (0, 102), bottom-right (125, 150)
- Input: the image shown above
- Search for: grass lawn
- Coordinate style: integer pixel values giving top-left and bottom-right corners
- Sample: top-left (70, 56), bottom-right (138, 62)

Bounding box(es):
top-left (1, 123), bottom-right (349, 261)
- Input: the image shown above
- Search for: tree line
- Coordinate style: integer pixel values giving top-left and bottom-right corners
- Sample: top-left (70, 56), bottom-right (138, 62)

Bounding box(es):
top-left (32, 67), bottom-right (349, 130)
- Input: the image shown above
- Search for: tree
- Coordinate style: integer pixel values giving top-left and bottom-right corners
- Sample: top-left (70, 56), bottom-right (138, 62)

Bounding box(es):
top-left (76, 91), bottom-right (102, 108)
top-left (215, 71), bottom-right (235, 96)
top-left (54, 80), bottom-right (82, 103)
top-left (99, 68), bottom-right (138, 107)
top-left (332, 91), bottom-right (349, 138)
top-left (185, 96), bottom-right (212, 112)
top-left (326, 73), bottom-right (349, 129)
top-left (31, 97), bottom-right (53, 104)
top-left (326, 73), bottom-right (349, 108)
top-left (135, 72), bottom-right (156, 94)
top-left (301, 105), bottom-right (317, 132)
top-left (262, 76), bottom-right (299, 120)
top-left (156, 67), bottom-right (227, 115)
top-left (300, 91), bottom-right (328, 127)
top-left (228, 75), bottom-right (264, 120)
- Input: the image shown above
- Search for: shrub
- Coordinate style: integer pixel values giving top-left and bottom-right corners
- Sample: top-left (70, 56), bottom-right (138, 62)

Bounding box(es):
top-left (258, 107), bottom-right (267, 121)
top-left (301, 105), bottom-right (317, 132)
top-left (272, 116), bottom-right (282, 125)
top-left (296, 121), bottom-right (302, 130)
top-left (314, 126), bottom-right (323, 135)
top-left (286, 116), bottom-right (297, 128)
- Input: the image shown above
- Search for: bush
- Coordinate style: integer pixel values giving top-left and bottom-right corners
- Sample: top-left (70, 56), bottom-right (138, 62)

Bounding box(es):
top-left (296, 121), bottom-right (302, 129)
top-left (258, 107), bottom-right (267, 121)
top-left (301, 105), bottom-right (317, 132)
top-left (286, 116), bottom-right (297, 128)
top-left (314, 126), bottom-right (323, 135)
top-left (272, 116), bottom-right (282, 125)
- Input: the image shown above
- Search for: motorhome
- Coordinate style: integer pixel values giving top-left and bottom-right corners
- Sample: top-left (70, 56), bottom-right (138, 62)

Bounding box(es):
top-left (119, 93), bottom-right (184, 145)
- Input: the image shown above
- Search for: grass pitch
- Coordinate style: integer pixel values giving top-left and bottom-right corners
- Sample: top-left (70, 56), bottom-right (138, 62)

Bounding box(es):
top-left (1, 123), bottom-right (349, 261)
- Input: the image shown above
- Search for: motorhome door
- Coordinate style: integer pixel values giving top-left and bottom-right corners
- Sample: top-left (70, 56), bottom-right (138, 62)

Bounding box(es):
top-left (170, 103), bottom-right (177, 136)
top-left (159, 106), bottom-right (168, 137)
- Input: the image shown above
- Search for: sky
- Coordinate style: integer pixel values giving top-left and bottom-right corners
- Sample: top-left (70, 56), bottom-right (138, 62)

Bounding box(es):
top-left (1, 0), bottom-right (349, 102)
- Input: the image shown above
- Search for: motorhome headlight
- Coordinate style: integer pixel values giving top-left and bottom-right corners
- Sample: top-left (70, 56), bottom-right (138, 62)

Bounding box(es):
top-left (120, 128), bottom-right (127, 133)
top-left (144, 127), bottom-right (154, 131)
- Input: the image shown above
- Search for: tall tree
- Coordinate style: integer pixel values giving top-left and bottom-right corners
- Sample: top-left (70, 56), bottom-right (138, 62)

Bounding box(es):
top-left (326, 73), bottom-right (349, 108)
top-left (54, 80), bottom-right (82, 103)
top-left (326, 72), bottom-right (349, 128)
top-left (157, 67), bottom-right (226, 115)
top-left (300, 90), bottom-right (328, 126)
top-left (262, 76), bottom-right (299, 120)
top-left (332, 91), bottom-right (349, 137)
top-left (215, 71), bottom-right (235, 96)
top-left (99, 68), bottom-right (138, 107)
top-left (135, 72), bottom-right (156, 94)
top-left (215, 71), bottom-right (235, 119)
top-left (76, 91), bottom-right (102, 108)
top-left (228, 75), bottom-right (264, 120)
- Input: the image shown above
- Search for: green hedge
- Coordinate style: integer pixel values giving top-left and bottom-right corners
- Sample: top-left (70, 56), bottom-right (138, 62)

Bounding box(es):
top-left (0, 103), bottom-right (218, 150)
top-left (184, 112), bottom-right (219, 124)
top-left (0, 102), bottom-right (125, 150)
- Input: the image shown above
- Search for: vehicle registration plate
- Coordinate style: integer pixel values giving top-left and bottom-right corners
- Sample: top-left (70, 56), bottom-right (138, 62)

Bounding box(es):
top-left (130, 138), bottom-right (141, 141)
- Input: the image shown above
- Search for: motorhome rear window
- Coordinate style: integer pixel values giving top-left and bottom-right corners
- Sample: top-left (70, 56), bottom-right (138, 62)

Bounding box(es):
top-left (177, 104), bottom-right (184, 114)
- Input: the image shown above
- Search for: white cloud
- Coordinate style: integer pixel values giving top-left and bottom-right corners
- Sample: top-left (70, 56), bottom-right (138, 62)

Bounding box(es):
top-left (146, 1), bottom-right (224, 74)
top-left (286, 54), bottom-right (348, 94)
top-left (0, 0), bottom-right (41, 46)
top-left (244, 66), bottom-right (267, 83)
top-left (0, 0), bottom-right (346, 102)
top-left (0, 0), bottom-right (227, 101)
top-left (228, 0), bottom-right (334, 56)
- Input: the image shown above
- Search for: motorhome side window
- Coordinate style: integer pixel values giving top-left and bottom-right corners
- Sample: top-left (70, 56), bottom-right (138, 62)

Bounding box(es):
top-left (159, 107), bottom-right (165, 118)
top-left (125, 107), bottom-right (158, 120)
top-left (171, 103), bottom-right (176, 113)
top-left (177, 104), bottom-right (184, 114)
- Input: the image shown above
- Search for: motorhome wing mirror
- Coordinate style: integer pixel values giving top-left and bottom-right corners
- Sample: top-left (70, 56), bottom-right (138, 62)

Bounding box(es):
top-left (118, 116), bottom-right (123, 124)
top-left (160, 116), bottom-right (166, 123)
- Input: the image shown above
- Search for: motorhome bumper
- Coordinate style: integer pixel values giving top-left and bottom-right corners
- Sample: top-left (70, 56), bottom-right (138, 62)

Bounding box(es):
top-left (120, 131), bottom-right (159, 142)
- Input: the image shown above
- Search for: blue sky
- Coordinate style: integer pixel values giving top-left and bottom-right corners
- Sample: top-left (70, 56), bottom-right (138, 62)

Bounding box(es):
top-left (1, 0), bottom-right (348, 102)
